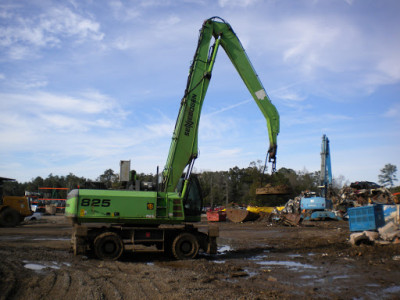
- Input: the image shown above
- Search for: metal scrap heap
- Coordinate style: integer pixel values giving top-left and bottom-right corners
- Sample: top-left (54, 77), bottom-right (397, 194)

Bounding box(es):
top-left (338, 181), bottom-right (394, 207)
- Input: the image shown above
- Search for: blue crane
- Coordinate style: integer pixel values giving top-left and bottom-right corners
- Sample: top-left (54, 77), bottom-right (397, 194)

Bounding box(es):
top-left (300, 135), bottom-right (340, 220)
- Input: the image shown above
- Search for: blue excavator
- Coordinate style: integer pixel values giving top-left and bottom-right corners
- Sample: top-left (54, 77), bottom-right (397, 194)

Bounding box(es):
top-left (301, 135), bottom-right (340, 220)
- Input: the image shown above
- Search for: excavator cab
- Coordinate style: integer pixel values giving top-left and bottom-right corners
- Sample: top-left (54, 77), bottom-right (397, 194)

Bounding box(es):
top-left (176, 176), bottom-right (203, 221)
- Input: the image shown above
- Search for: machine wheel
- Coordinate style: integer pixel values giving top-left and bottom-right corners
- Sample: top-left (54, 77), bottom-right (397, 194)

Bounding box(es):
top-left (93, 232), bottom-right (124, 260)
top-left (0, 208), bottom-right (21, 227)
top-left (171, 233), bottom-right (199, 260)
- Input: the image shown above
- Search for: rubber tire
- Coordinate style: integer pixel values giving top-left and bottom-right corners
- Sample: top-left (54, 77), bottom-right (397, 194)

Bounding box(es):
top-left (0, 208), bottom-right (21, 227)
top-left (171, 233), bottom-right (199, 260)
top-left (93, 232), bottom-right (124, 260)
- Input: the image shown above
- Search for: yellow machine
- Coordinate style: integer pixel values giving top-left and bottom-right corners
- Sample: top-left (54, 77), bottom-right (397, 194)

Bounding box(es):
top-left (0, 177), bottom-right (33, 227)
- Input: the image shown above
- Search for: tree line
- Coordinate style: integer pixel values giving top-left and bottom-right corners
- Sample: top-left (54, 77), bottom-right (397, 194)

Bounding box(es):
top-left (3, 162), bottom-right (398, 207)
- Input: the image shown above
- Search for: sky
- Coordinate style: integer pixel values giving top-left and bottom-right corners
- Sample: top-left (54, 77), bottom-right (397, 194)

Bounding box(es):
top-left (0, 0), bottom-right (399, 185)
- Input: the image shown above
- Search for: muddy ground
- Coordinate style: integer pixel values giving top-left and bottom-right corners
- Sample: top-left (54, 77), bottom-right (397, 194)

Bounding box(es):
top-left (0, 216), bottom-right (399, 300)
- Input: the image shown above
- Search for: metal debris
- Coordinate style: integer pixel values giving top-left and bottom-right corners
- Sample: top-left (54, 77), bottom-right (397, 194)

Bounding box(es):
top-left (338, 181), bottom-right (394, 209)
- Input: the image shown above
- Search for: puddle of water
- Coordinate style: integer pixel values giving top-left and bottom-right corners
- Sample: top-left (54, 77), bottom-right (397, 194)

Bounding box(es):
top-left (288, 254), bottom-right (302, 258)
top-left (24, 263), bottom-right (50, 271)
top-left (33, 237), bottom-right (70, 241)
top-left (23, 261), bottom-right (70, 272)
top-left (247, 254), bottom-right (268, 261)
top-left (383, 285), bottom-right (400, 294)
top-left (301, 275), bottom-right (318, 279)
top-left (218, 245), bottom-right (232, 253)
top-left (246, 250), bottom-right (270, 261)
top-left (256, 260), bottom-right (318, 270)
top-left (213, 260), bottom-right (226, 264)
top-left (24, 263), bottom-right (59, 271)
top-left (332, 275), bottom-right (350, 280)
top-left (244, 268), bottom-right (258, 278)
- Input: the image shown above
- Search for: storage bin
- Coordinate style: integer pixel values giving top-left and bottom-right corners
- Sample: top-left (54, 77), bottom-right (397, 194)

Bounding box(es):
top-left (348, 205), bottom-right (385, 232)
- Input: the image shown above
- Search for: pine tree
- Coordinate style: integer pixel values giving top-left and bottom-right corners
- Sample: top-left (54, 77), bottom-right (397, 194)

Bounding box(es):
top-left (378, 164), bottom-right (398, 188)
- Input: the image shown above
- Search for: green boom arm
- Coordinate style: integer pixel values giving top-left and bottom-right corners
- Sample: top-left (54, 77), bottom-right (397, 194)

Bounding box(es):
top-left (162, 17), bottom-right (280, 193)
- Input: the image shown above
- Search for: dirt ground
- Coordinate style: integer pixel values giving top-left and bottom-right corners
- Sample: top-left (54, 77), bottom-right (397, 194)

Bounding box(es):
top-left (0, 215), bottom-right (400, 300)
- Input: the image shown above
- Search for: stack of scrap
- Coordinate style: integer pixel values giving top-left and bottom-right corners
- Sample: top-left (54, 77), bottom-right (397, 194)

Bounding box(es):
top-left (278, 213), bottom-right (302, 227)
top-left (338, 181), bottom-right (394, 208)
top-left (257, 198), bottom-right (302, 226)
top-left (280, 197), bottom-right (301, 214)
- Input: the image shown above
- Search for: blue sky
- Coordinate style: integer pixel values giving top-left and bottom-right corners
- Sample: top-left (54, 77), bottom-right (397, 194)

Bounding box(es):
top-left (0, 0), bottom-right (399, 185)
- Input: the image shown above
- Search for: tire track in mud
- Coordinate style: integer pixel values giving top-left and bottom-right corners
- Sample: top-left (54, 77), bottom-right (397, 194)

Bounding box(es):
top-left (84, 263), bottom-right (126, 299)
top-left (0, 259), bottom-right (19, 300)
top-left (45, 271), bottom-right (72, 299)
top-left (88, 261), bottom-right (167, 299)
top-left (68, 269), bottom-right (103, 299)
top-left (105, 266), bottom-right (152, 299)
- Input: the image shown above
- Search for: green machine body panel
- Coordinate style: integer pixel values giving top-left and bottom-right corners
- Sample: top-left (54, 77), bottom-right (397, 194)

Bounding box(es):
top-left (65, 175), bottom-right (203, 224)
top-left (65, 189), bottom-right (186, 225)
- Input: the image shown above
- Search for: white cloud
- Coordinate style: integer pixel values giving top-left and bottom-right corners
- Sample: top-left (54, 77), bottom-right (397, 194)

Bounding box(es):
top-left (218, 0), bottom-right (260, 8)
top-left (10, 78), bottom-right (48, 89)
top-left (0, 91), bottom-right (120, 115)
top-left (0, 5), bottom-right (104, 60)
top-left (145, 119), bottom-right (175, 138)
top-left (0, 90), bottom-right (128, 144)
top-left (236, 13), bottom-right (400, 98)
top-left (110, 14), bottom-right (189, 51)
top-left (109, 0), bottom-right (140, 22)
top-left (273, 89), bottom-right (305, 102)
top-left (282, 113), bottom-right (351, 126)
top-left (383, 103), bottom-right (400, 118)
top-left (280, 18), bottom-right (350, 75)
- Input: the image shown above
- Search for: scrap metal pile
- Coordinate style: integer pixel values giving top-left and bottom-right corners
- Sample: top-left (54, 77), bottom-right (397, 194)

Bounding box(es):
top-left (337, 181), bottom-right (395, 208)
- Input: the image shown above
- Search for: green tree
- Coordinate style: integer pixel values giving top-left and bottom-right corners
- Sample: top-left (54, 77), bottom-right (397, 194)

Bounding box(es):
top-left (65, 173), bottom-right (87, 189)
top-left (378, 164), bottom-right (398, 188)
top-left (97, 169), bottom-right (119, 188)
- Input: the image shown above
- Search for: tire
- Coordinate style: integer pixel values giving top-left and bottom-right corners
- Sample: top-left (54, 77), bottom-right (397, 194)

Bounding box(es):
top-left (93, 232), bottom-right (124, 260)
top-left (171, 233), bottom-right (199, 260)
top-left (0, 208), bottom-right (21, 227)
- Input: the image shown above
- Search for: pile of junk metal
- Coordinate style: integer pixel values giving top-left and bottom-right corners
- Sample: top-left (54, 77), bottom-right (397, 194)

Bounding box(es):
top-left (336, 181), bottom-right (396, 210)
top-left (262, 134), bottom-right (341, 226)
top-left (270, 181), bottom-right (397, 226)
